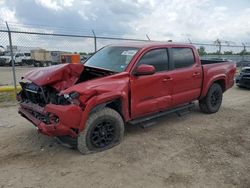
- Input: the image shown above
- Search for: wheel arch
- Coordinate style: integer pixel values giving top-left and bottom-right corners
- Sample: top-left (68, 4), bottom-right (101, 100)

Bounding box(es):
top-left (200, 75), bottom-right (226, 99)
top-left (214, 79), bottom-right (226, 92)
top-left (91, 98), bottom-right (125, 121)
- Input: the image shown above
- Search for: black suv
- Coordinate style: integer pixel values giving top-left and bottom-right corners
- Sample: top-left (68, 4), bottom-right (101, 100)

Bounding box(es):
top-left (236, 67), bottom-right (250, 88)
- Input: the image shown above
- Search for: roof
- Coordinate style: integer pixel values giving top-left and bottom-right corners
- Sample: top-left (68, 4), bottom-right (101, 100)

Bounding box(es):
top-left (109, 41), bottom-right (195, 49)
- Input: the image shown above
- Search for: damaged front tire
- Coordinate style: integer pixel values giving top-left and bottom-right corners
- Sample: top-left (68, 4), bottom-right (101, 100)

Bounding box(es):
top-left (77, 107), bottom-right (124, 154)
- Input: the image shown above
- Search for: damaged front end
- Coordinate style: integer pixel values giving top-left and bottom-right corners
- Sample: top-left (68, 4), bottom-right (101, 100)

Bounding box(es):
top-left (18, 102), bottom-right (82, 138)
top-left (18, 64), bottom-right (116, 138)
top-left (18, 64), bottom-right (85, 138)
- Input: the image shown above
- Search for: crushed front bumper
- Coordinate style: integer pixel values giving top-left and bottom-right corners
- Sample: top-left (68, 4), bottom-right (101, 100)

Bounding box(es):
top-left (18, 102), bottom-right (83, 138)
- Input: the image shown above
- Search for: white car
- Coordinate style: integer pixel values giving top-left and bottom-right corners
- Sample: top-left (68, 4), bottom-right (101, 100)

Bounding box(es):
top-left (0, 52), bottom-right (25, 66)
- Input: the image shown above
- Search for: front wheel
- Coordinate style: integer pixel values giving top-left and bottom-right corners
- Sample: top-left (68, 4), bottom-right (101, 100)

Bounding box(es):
top-left (77, 107), bottom-right (124, 154)
top-left (199, 83), bottom-right (223, 114)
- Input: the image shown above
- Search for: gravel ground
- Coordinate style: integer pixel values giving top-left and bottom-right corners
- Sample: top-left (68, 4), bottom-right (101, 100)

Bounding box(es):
top-left (0, 66), bottom-right (249, 188)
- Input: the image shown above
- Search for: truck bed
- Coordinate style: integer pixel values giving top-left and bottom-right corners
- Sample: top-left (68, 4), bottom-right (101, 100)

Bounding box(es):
top-left (201, 59), bottom-right (228, 65)
top-left (200, 61), bottom-right (236, 99)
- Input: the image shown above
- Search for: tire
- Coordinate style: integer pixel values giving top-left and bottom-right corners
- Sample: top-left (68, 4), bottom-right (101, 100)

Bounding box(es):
top-left (77, 107), bottom-right (124, 154)
top-left (199, 83), bottom-right (223, 114)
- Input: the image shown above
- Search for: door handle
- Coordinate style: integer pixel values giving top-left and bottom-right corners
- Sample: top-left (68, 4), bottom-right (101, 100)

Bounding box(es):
top-left (163, 77), bottom-right (173, 82)
top-left (192, 72), bottom-right (200, 77)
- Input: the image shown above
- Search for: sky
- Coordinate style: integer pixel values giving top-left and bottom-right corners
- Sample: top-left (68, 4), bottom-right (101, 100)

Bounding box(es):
top-left (0, 0), bottom-right (250, 52)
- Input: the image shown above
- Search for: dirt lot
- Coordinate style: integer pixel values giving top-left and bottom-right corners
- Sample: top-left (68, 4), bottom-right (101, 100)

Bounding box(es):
top-left (0, 66), bottom-right (250, 188)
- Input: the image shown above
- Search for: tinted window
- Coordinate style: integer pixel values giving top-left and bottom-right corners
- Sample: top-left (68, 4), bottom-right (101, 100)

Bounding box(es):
top-left (137, 49), bottom-right (168, 72)
top-left (172, 48), bottom-right (195, 69)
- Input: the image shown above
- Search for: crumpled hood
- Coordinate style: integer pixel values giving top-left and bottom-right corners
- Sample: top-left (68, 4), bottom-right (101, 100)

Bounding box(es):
top-left (61, 72), bottom-right (130, 101)
top-left (22, 64), bottom-right (84, 91)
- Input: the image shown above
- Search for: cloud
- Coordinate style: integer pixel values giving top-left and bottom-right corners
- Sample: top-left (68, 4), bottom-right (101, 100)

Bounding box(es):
top-left (34, 0), bottom-right (75, 11)
top-left (123, 0), bottom-right (250, 44)
top-left (0, 6), bottom-right (18, 23)
top-left (0, 0), bottom-right (250, 52)
top-left (35, 0), bottom-right (62, 11)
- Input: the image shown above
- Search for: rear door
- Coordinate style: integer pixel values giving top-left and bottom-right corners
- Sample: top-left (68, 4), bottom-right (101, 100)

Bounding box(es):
top-left (169, 47), bottom-right (202, 107)
top-left (130, 48), bottom-right (173, 119)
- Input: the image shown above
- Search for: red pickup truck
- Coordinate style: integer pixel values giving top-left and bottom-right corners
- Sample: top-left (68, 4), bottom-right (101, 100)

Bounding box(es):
top-left (18, 42), bottom-right (236, 154)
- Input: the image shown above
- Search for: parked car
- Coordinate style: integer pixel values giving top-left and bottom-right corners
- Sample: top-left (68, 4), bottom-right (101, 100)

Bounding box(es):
top-left (235, 67), bottom-right (250, 88)
top-left (17, 42), bottom-right (236, 154)
top-left (0, 52), bottom-right (25, 66)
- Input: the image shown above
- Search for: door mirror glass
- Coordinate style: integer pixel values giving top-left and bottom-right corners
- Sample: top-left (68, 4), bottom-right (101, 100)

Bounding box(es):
top-left (134, 64), bottom-right (156, 76)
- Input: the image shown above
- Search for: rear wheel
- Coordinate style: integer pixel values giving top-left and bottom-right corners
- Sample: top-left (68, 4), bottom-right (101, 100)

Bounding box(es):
top-left (77, 107), bottom-right (124, 154)
top-left (199, 83), bottom-right (223, 114)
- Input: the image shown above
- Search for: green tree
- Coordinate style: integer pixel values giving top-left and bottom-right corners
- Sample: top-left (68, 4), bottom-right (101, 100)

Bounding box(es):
top-left (224, 51), bottom-right (233, 55)
top-left (237, 49), bottom-right (250, 55)
top-left (79, 52), bottom-right (87, 55)
top-left (197, 46), bottom-right (207, 56)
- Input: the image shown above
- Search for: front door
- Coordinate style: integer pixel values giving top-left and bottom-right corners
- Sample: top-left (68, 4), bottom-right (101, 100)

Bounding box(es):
top-left (130, 48), bottom-right (173, 119)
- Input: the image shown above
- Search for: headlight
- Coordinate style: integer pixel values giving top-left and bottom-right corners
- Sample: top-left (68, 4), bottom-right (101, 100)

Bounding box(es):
top-left (61, 92), bottom-right (80, 105)
top-left (69, 91), bottom-right (80, 99)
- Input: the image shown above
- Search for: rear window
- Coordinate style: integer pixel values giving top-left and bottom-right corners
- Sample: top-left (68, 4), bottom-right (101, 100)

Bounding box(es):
top-left (172, 48), bottom-right (195, 69)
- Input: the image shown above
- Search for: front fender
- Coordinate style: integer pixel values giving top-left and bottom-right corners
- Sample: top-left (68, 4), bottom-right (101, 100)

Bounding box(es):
top-left (78, 91), bottom-right (129, 131)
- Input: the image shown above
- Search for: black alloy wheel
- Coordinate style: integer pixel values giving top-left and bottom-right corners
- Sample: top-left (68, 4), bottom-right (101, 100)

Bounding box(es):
top-left (90, 119), bottom-right (116, 148)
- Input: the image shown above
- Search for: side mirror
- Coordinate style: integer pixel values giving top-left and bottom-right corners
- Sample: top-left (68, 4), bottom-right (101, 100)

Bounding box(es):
top-left (134, 64), bottom-right (156, 76)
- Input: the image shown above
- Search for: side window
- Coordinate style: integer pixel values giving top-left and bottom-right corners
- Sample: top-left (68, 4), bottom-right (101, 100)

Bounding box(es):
top-left (137, 49), bottom-right (168, 72)
top-left (172, 48), bottom-right (195, 69)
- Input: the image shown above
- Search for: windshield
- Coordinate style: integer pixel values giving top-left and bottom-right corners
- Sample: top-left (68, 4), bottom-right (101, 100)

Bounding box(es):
top-left (84, 46), bottom-right (140, 72)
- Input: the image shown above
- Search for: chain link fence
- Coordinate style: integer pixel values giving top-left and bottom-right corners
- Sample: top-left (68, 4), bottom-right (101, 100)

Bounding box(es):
top-left (0, 22), bottom-right (250, 101)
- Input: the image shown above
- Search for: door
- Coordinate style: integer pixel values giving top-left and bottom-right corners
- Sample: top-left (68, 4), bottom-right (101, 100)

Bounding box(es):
top-left (130, 48), bottom-right (173, 119)
top-left (169, 47), bottom-right (202, 107)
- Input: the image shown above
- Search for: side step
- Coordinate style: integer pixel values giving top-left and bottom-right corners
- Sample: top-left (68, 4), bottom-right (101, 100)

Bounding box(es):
top-left (129, 103), bottom-right (195, 127)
